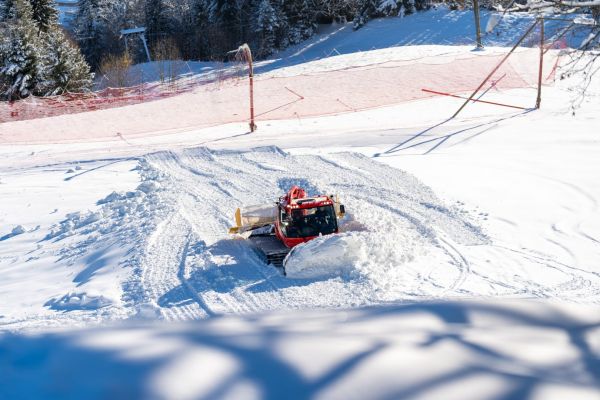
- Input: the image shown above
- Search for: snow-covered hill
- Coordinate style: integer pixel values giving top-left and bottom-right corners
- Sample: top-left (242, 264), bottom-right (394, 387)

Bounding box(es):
top-left (1, 8), bottom-right (599, 400)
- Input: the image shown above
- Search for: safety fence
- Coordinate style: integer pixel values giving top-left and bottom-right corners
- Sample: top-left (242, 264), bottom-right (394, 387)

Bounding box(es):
top-left (0, 44), bottom-right (564, 128)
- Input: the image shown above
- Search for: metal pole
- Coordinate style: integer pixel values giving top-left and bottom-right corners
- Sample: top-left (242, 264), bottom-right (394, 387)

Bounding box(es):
top-left (536, 17), bottom-right (544, 109)
top-left (473, 0), bottom-right (483, 49)
top-left (140, 33), bottom-right (152, 63)
top-left (452, 19), bottom-right (539, 119)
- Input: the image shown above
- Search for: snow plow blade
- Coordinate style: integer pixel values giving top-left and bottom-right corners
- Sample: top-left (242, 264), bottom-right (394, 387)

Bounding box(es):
top-left (229, 205), bottom-right (276, 234)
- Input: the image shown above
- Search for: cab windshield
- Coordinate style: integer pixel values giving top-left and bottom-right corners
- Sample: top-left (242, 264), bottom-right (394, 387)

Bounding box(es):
top-left (283, 205), bottom-right (337, 238)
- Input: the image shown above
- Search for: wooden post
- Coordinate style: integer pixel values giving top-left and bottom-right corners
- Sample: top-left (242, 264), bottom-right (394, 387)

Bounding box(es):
top-left (473, 0), bottom-right (483, 49)
top-left (536, 17), bottom-right (544, 109)
top-left (239, 44), bottom-right (256, 132)
top-left (452, 19), bottom-right (539, 119)
top-left (247, 47), bottom-right (256, 132)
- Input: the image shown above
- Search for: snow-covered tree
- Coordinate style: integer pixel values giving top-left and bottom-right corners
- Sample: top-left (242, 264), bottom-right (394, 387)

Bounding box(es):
top-left (0, 0), bottom-right (42, 100)
top-left (353, 0), bottom-right (380, 30)
top-left (37, 26), bottom-right (93, 95)
top-left (282, 0), bottom-right (315, 45)
top-left (1, 0), bottom-right (92, 99)
top-left (252, 0), bottom-right (279, 57)
top-left (73, 0), bottom-right (104, 68)
top-left (1, 0), bottom-right (28, 20)
top-left (401, 0), bottom-right (415, 15)
top-left (28, 0), bottom-right (59, 33)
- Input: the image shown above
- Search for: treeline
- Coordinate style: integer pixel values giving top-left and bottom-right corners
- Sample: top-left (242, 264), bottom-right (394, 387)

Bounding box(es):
top-left (0, 0), bottom-right (93, 100)
top-left (1, 0), bottom-right (435, 100)
top-left (74, 0), bottom-right (432, 69)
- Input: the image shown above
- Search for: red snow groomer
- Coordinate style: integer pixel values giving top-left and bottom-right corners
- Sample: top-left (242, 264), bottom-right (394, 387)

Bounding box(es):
top-left (229, 186), bottom-right (346, 269)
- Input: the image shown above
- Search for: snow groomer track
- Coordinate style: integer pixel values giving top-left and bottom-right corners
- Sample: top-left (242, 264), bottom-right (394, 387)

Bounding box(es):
top-left (110, 146), bottom-right (600, 320)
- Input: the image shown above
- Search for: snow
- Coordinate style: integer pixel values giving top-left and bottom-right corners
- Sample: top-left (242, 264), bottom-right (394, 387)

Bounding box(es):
top-left (284, 233), bottom-right (365, 279)
top-left (1, 300), bottom-right (599, 400)
top-left (1, 8), bottom-right (600, 399)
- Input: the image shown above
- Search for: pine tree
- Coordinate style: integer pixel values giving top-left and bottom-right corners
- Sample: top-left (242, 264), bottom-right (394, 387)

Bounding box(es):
top-left (0, 0), bottom-right (42, 100)
top-left (378, 0), bottom-right (400, 15)
top-left (283, 0), bottom-right (315, 44)
top-left (1, 0), bottom-right (13, 20)
top-left (37, 26), bottom-right (93, 95)
top-left (402, 0), bottom-right (415, 15)
top-left (1, 0), bottom-right (25, 20)
top-left (414, 0), bottom-right (430, 11)
top-left (353, 0), bottom-right (380, 30)
top-left (215, 0), bottom-right (248, 46)
top-left (28, 0), bottom-right (59, 33)
top-left (145, 0), bottom-right (169, 42)
top-left (252, 0), bottom-right (278, 58)
top-left (73, 0), bottom-right (103, 68)
top-left (193, 0), bottom-right (214, 57)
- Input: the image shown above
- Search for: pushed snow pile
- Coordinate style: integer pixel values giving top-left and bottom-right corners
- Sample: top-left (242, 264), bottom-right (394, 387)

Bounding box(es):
top-left (285, 228), bottom-right (423, 284)
top-left (0, 225), bottom-right (26, 241)
top-left (284, 233), bottom-right (365, 279)
top-left (45, 292), bottom-right (112, 311)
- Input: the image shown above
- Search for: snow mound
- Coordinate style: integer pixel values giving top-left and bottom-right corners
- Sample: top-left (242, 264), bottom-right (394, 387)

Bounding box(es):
top-left (284, 233), bottom-right (365, 279)
top-left (0, 225), bottom-right (26, 241)
top-left (284, 229), bottom-right (418, 282)
top-left (45, 292), bottom-right (112, 311)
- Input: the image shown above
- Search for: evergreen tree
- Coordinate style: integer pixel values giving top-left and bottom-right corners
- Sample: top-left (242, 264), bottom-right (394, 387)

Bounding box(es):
top-left (271, 0), bottom-right (289, 49)
top-left (252, 0), bottom-right (278, 58)
top-left (73, 0), bottom-right (103, 68)
top-left (193, 0), bottom-right (214, 57)
top-left (0, 0), bottom-right (42, 100)
top-left (414, 0), bottom-right (430, 11)
top-left (28, 0), bottom-right (58, 33)
top-left (401, 0), bottom-right (415, 15)
top-left (283, 0), bottom-right (315, 44)
top-left (353, 0), bottom-right (380, 30)
top-left (1, 0), bottom-right (13, 20)
top-left (215, 0), bottom-right (248, 45)
top-left (37, 26), bottom-right (93, 95)
top-left (1, 0), bottom-right (26, 20)
top-left (145, 0), bottom-right (169, 42)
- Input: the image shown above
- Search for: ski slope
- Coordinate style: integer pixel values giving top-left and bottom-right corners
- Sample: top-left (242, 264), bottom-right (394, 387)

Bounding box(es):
top-left (1, 8), bottom-right (600, 400)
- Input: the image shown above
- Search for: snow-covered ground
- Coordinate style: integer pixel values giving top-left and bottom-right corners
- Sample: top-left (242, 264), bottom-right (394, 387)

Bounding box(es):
top-left (2, 300), bottom-right (599, 400)
top-left (1, 8), bottom-right (600, 399)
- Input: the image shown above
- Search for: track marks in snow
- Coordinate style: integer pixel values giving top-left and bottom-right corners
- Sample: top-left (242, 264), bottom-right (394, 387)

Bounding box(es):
top-left (109, 146), bottom-right (600, 323)
top-left (133, 147), bottom-right (493, 316)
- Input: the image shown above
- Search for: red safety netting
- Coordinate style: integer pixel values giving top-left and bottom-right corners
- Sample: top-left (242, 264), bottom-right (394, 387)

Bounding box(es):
top-left (0, 46), bottom-right (563, 129)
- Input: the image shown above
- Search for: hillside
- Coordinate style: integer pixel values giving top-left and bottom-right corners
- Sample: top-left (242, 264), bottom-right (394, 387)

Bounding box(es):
top-left (1, 8), bottom-right (599, 400)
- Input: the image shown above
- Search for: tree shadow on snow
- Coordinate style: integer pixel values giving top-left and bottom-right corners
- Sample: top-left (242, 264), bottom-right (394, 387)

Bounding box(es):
top-left (1, 302), bottom-right (599, 400)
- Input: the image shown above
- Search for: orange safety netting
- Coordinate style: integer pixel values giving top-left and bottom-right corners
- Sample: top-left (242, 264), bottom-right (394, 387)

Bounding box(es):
top-left (0, 47), bottom-right (562, 126)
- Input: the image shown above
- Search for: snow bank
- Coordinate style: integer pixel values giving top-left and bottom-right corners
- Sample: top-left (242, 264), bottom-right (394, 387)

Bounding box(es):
top-left (45, 292), bottom-right (112, 311)
top-left (284, 233), bottom-right (366, 279)
top-left (0, 225), bottom-right (26, 241)
top-left (284, 229), bottom-right (418, 281)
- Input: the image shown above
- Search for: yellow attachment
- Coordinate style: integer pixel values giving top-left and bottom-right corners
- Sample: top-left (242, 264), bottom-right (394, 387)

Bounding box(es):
top-left (335, 194), bottom-right (345, 218)
top-left (228, 208), bottom-right (242, 234)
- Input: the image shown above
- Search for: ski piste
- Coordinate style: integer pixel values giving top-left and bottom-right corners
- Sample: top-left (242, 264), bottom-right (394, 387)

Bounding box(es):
top-left (229, 185), bottom-right (346, 271)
